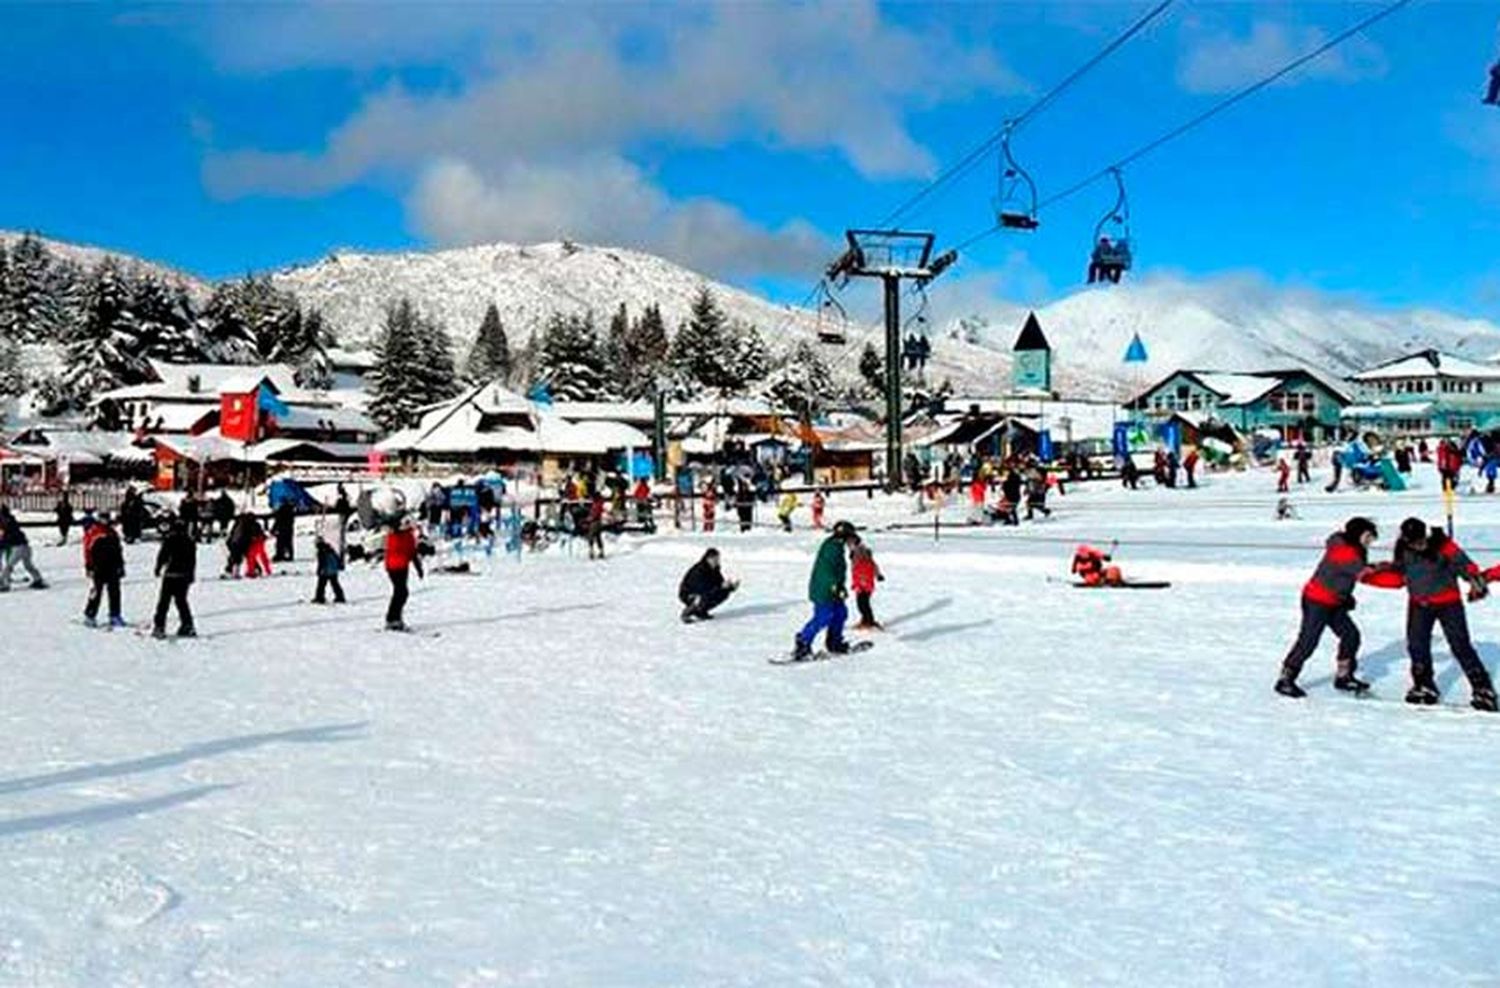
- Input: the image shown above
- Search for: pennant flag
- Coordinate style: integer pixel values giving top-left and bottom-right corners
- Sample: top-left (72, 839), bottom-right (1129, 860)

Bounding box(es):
top-left (527, 381), bottom-right (553, 407)
top-left (1123, 332), bottom-right (1148, 364)
top-left (257, 386), bottom-right (291, 419)
top-left (1037, 429), bottom-right (1054, 463)
top-left (1112, 422), bottom-right (1131, 459)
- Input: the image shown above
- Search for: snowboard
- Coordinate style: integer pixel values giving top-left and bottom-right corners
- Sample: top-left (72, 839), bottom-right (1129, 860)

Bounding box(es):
top-left (1070, 580), bottom-right (1172, 590)
top-left (382, 626), bottom-right (442, 639)
top-left (769, 640), bottom-right (874, 665)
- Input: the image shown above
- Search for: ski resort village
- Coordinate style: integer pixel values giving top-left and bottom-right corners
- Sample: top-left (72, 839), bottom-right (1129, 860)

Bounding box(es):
top-left (7, 3), bottom-right (1500, 986)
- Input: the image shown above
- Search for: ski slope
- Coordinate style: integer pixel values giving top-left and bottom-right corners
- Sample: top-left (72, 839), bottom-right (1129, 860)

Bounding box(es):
top-left (4, 471), bottom-right (1500, 986)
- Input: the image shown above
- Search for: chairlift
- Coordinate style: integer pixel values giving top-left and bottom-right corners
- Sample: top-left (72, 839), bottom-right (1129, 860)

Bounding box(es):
top-left (994, 123), bottom-right (1040, 231)
top-left (1086, 168), bottom-right (1133, 285)
top-left (902, 287), bottom-right (933, 371)
top-left (815, 281), bottom-right (850, 346)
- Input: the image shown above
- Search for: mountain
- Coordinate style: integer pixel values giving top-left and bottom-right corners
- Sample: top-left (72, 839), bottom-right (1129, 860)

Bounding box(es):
top-left (0, 230), bottom-right (211, 300)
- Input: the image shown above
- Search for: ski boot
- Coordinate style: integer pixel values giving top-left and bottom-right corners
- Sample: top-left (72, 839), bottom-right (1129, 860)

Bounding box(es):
top-left (29, 580), bottom-right (47, 590)
top-left (151, 627), bottom-right (167, 640)
top-left (385, 620), bottom-right (408, 633)
top-left (177, 627), bottom-right (197, 639)
top-left (790, 635), bottom-right (813, 662)
top-left (1273, 677), bottom-right (1306, 699)
top-left (825, 639), bottom-right (851, 656)
top-left (1333, 673), bottom-right (1371, 695)
top-left (1471, 688), bottom-right (1498, 713)
top-left (83, 616), bottom-right (98, 629)
top-left (1405, 682), bottom-right (1440, 706)
top-left (109, 616), bottom-right (127, 630)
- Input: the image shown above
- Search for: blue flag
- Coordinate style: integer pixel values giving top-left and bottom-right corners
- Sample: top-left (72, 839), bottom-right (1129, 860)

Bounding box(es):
top-left (256, 386), bottom-right (291, 419)
top-left (527, 381), bottom-right (553, 407)
top-left (1112, 422), bottom-right (1130, 459)
top-left (1123, 333), bottom-right (1148, 364)
top-left (1037, 429), bottom-right (1054, 463)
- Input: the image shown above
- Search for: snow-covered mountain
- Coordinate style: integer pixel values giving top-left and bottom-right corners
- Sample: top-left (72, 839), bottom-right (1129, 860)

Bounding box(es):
top-left (0, 230), bottom-right (211, 301)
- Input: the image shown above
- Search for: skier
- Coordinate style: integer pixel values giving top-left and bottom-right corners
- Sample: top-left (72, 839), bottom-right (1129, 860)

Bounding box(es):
top-left (811, 489), bottom-right (826, 530)
top-left (1294, 442), bottom-right (1312, 484)
top-left (850, 535), bottom-right (885, 630)
top-left (677, 547), bottom-right (739, 622)
top-left (0, 506), bottom-right (46, 591)
top-left (1273, 516), bottom-right (1379, 699)
top-left (1276, 456), bottom-right (1291, 493)
top-left (82, 513), bottom-right (125, 629)
top-left (1071, 544), bottom-right (1123, 587)
top-left (212, 489), bottom-right (234, 538)
top-left (272, 498), bottom-right (296, 562)
top-left (1362, 518), bottom-right (1496, 710)
top-left (790, 520), bottom-right (858, 661)
top-left (586, 492), bottom-right (607, 561)
top-left (55, 491), bottom-right (74, 546)
top-left (632, 477), bottom-right (655, 533)
top-left (1024, 468), bottom-right (1052, 521)
top-left (311, 533), bottom-right (347, 605)
top-left (735, 481), bottom-right (756, 533)
top-left (776, 490), bottom-right (799, 532)
top-left (383, 516), bottom-right (424, 632)
top-left (243, 513), bottom-right (272, 578)
top-left (151, 516), bottom-right (197, 639)
top-left (701, 482), bottom-right (717, 534)
top-left (1183, 447), bottom-right (1199, 489)
top-left (1438, 438), bottom-right (1463, 492)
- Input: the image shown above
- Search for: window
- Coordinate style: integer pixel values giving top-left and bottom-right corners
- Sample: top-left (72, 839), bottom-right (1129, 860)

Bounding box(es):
top-left (1190, 394), bottom-right (1203, 411)
top-left (1301, 394), bottom-right (1316, 413)
top-left (1451, 417), bottom-right (1476, 432)
top-left (1269, 393), bottom-right (1284, 413)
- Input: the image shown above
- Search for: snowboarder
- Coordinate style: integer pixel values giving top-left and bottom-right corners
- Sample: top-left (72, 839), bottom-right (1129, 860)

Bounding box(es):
top-left (82, 514), bottom-right (125, 628)
top-left (1071, 544), bottom-right (1123, 587)
top-left (790, 520), bottom-right (858, 661)
top-left (1274, 516), bottom-right (1379, 699)
top-left (272, 498), bottom-right (296, 562)
top-left (384, 516), bottom-right (424, 631)
top-left (850, 535), bottom-right (885, 630)
top-left (55, 492), bottom-right (74, 546)
top-left (151, 516), bottom-right (197, 639)
top-left (776, 490), bottom-right (799, 532)
top-left (0, 506), bottom-right (46, 591)
top-left (677, 547), bottom-right (739, 622)
top-left (312, 533), bottom-right (346, 605)
top-left (1362, 518), bottom-right (1496, 710)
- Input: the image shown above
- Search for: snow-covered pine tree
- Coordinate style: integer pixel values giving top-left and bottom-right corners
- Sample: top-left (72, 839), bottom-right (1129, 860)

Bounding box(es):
top-left (0, 242), bottom-right (12, 343)
top-left (669, 285), bottom-right (740, 394)
top-left (0, 329), bottom-right (24, 401)
top-left (59, 257), bottom-right (147, 408)
top-left (464, 303), bottom-right (512, 384)
top-left (413, 311), bottom-right (460, 406)
top-left (292, 309), bottom-right (334, 389)
top-left (858, 342), bottom-right (885, 396)
top-left (727, 322), bottom-right (771, 388)
top-left (131, 274), bottom-right (201, 364)
top-left (605, 303), bottom-right (630, 395)
top-left (368, 298), bottom-right (430, 432)
top-left (534, 311), bottom-right (608, 401)
top-left (5, 233), bottom-right (68, 343)
top-left (762, 340), bottom-right (834, 418)
top-left (199, 280), bottom-right (258, 363)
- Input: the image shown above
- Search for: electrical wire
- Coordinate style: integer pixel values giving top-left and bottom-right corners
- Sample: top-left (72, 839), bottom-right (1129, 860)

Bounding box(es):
top-left (875, 0), bottom-right (1177, 230)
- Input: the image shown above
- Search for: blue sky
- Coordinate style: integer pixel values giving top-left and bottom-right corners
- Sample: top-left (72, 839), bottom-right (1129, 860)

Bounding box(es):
top-left (2, 1), bottom-right (1498, 318)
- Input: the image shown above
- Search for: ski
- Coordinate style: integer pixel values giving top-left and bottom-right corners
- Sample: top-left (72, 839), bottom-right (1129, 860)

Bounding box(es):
top-left (769, 640), bottom-right (873, 665)
top-left (1069, 580), bottom-right (1172, 590)
top-left (382, 627), bottom-right (442, 639)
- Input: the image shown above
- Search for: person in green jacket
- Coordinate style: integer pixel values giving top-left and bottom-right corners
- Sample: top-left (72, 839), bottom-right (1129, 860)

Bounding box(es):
top-left (791, 520), bottom-right (858, 661)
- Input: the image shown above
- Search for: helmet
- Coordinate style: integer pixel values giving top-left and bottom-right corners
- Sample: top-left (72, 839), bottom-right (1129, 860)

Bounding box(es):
top-left (831, 520), bottom-right (858, 540)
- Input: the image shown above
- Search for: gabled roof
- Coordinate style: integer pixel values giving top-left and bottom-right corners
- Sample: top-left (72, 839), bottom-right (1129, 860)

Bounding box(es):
top-left (1131, 368), bottom-right (1351, 409)
top-left (1012, 312), bottom-right (1049, 353)
top-left (1349, 349), bottom-right (1500, 382)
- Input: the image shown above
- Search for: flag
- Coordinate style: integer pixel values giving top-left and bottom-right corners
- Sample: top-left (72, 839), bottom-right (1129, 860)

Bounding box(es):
top-left (1123, 333), bottom-right (1148, 364)
top-left (257, 386), bottom-right (291, 420)
top-left (527, 381), bottom-right (553, 407)
top-left (220, 392), bottom-right (257, 442)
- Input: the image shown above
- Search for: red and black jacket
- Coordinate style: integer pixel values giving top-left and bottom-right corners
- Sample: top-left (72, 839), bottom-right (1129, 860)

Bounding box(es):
top-left (1302, 533), bottom-right (1368, 608)
top-left (1364, 533), bottom-right (1482, 607)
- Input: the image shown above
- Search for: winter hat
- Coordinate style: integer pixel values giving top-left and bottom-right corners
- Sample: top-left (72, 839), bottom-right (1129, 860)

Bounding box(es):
top-left (1343, 517), bottom-right (1379, 543)
top-left (1398, 517), bottom-right (1427, 543)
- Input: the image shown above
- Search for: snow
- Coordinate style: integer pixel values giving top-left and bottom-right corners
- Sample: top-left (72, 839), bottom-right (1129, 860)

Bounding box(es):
top-left (1350, 350), bottom-right (1500, 383)
top-left (5, 470), bottom-right (1500, 984)
top-left (1192, 371), bottom-right (1280, 407)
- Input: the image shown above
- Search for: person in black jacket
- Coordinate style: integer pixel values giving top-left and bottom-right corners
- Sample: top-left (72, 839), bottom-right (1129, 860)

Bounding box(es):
top-left (153, 517), bottom-right (197, 639)
top-left (55, 492), bottom-right (74, 546)
top-left (272, 499), bottom-right (296, 562)
top-left (212, 490), bottom-right (235, 538)
top-left (83, 517), bottom-right (126, 628)
top-left (678, 548), bottom-right (738, 622)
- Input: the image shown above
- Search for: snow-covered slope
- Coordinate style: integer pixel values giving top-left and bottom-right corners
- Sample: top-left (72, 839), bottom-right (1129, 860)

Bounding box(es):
top-left (0, 231), bottom-right (210, 300)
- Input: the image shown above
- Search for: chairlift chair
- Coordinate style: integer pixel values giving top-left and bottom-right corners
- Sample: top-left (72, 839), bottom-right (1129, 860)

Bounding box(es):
top-left (1087, 168), bottom-right (1133, 285)
top-left (815, 283), bottom-right (849, 346)
top-left (995, 124), bottom-right (1040, 231)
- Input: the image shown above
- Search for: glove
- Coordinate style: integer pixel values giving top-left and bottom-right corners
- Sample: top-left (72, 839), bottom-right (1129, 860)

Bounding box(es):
top-left (877, 574), bottom-right (886, 582)
top-left (1470, 576), bottom-right (1489, 601)
top-left (1343, 598), bottom-right (1357, 612)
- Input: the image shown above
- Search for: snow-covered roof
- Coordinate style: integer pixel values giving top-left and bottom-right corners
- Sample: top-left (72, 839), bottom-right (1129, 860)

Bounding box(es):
top-left (8, 429), bottom-right (121, 458)
top-left (97, 361), bottom-right (302, 403)
top-left (1349, 350), bottom-right (1500, 382)
top-left (1191, 373), bottom-right (1279, 407)
top-left (272, 405), bottom-right (378, 435)
top-left (147, 404), bottom-right (218, 433)
top-left (152, 434), bottom-right (371, 464)
top-left (550, 401), bottom-right (655, 424)
top-left (377, 399), bottom-right (650, 457)
top-left (1342, 402), bottom-right (1436, 419)
top-left (253, 439), bottom-right (372, 462)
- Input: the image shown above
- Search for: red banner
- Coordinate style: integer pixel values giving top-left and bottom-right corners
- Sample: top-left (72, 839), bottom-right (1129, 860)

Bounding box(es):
top-left (220, 392), bottom-right (257, 442)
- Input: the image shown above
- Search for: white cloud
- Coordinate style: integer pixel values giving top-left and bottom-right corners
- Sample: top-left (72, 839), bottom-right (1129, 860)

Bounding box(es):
top-left (1176, 19), bottom-right (1388, 95)
top-left (408, 156), bottom-right (831, 279)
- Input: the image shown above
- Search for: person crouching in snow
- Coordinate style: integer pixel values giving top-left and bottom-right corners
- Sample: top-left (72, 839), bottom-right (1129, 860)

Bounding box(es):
top-left (678, 547), bottom-right (738, 622)
top-left (384, 516), bottom-right (424, 632)
top-left (849, 535), bottom-right (885, 630)
top-left (1362, 518), bottom-right (1496, 710)
top-left (1071, 544), bottom-right (1123, 587)
top-left (312, 534), bottom-right (346, 605)
top-left (1274, 516), bottom-right (1378, 698)
top-left (790, 520), bottom-right (858, 661)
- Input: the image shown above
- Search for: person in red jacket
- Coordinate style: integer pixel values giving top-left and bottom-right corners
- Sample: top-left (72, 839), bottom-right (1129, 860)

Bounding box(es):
top-left (1275, 516), bottom-right (1379, 698)
top-left (1276, 456), bottom-right (1291, 493)
top-left (1362, 518), bottom-right (1495, 709)
top-left (850, 535), bottom-right (884, 630)
top-left (1437, 438), bottom-right (1463, 491)
top-left (701, 482), bottom-right (716, 534)
top-left (384, 516), bottom-right (425, 632)
top-left (1071, 544), bottom-right (1123, 587)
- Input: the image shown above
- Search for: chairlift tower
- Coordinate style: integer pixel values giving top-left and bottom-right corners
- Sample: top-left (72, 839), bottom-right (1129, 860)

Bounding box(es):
top-left (828, 230), bottom-right (956, 490)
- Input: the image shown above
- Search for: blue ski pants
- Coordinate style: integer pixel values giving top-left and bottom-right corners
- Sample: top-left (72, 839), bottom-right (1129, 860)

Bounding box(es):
top-left (798, 599), bottom-right (848, 648)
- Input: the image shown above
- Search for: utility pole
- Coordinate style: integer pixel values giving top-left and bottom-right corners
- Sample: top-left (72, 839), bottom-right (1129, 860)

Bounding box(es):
top-left (828, 230), bottom-right (955, 491)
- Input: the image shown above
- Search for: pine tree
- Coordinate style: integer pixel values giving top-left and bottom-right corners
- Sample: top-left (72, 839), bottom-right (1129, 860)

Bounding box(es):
top-left (728, 323), bottom-right (771, 387)
top-left (6, 233), bottom-right (67, 343)
top-left (131, 275), bottom-right (200, 364)
top-left (604, 303), bottom-right (630, 395)
top-left (669, 285), bottom-right (740, 394)
top-left (295, 309), bottom-right (334, 389)
top-left (464, 303), bottom-right (512, 383)
top-left (614, 303), bottom-right (669, 399)
top-left (0, 330), bottom-right (24, 400)
top-left (368, 298), bottom-right (430, 431)
top-left (859, 342), bottom-right (886, 396)
top-left (534, 311), bottom-right (607, 401)
top-left (762, 341), bottom-right (835, 418)
top-left (413, 311), bottom-right (460, 405)
top-left (59, 258), bottom-right (144, 407)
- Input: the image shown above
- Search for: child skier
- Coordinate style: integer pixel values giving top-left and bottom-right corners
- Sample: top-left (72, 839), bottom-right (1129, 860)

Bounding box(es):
top-left (776, 490), bottom-right (799, 532)
top-left (82, 514), bottom-right (126, 628)
top-left (790, 520), bottom-right (858, 661)
top-left (701, 483), bottom-right (717, 533)
top-left (811, 490), bottom-right (827, 530)
top-left (1071, 544), bottom-right (1123, 587)
top-left (312, 533), bottom-right (346, 605)
top-left (152, 516), bottom-right (197, 639)
top-left (384, 516), bottom-right (424, 632)
top-left (1274, 516), bottom-right (1378, 698)
top-left (677, 548), bottom-right (739, 622)
top-left (1276, 456), bottom-right (1291, 493)
top-left (849, 535), bottom-right (885, 630)
top-left (1362, 518), bottom-right (1496, 710)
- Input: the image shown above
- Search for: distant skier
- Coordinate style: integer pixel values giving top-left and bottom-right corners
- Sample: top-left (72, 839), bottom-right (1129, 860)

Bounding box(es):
top-left (55, 491), bottom-right (74, 546)
top-left (1183, 447), bottom-right (1200, 489)
top-left (1024, 469), bottom-right (1052, 521)
top-left (849, 535), bottom-right (885, 630)
top-left (82, 514), bottom-right (125, 629)
top-left (312, 533), bottom-right (346, 605)
top-left (736, 481), bottom-right (755, 533)
top-left (790, 520), bottom-right (858, 661)
top-left (119, 488), bottom-right (145, 544)
top-left (212, 489), bottom-right (234, 538)
top-left (586, 492), bottom-right (607, 560)
top-left (776, 490), bottom-right (798, 532)
top-left (151, 516), bottom-right (197, 639)
top-left (1275, 497), bottom-right (1297, 521)
top-left (1274, 516), bottom-right (1379, 699)
top-left (243, 513), bottom-right (272, 578)
top-left (701, 482), bottom-right (717, 534)
top-left (1437, 438), bottom-right (1463, 492)
top-left (632, 478), bottom-right (655, 533)
top-left (0, 505), bottom-right (46, 591)
top-left (677, 547), bottom-right (739, 622)
top-left (384, 516), bottom-right (424, 632)
top-left (1071, 544), bottom-right (1123, 587)
top-left (272, 498), bottom-right (296, 562)
top-left (811, 489), bottom-right (827, 530)
top-left (1362, 518), bottom-right (1496, 710)
top-left (1294, 442), bottom-right (1313, 484)
top-left (1276, 456), bottom-right (1291, 493)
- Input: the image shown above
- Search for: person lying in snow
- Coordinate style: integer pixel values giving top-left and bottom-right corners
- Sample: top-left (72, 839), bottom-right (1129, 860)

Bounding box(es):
top-left (1071, 544), bottom-right (1123, 587)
